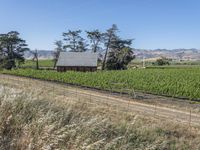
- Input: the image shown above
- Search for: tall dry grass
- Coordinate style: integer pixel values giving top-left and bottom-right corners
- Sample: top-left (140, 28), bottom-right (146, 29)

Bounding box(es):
top-left (0, 85), bottom-right (200, 150)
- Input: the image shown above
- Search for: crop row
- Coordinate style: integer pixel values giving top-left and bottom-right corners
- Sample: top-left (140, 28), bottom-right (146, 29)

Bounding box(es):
top-left (1, 68), bottom-right (200, 100)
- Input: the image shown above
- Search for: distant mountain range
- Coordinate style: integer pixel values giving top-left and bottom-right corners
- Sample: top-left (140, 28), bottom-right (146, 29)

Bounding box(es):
top-left (134, 49), bottom-right (200, 61)
top-left (24, 50), bottom-right (54, 60)
top-left (25, 49), bottom-right (200, 61)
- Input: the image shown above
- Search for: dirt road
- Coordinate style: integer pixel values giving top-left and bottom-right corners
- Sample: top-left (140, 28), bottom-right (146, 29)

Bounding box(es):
top-left (1, 74), bottom-right (200, 126)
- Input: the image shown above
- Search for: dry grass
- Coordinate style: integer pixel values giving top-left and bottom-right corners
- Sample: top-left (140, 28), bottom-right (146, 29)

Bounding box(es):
top-left (0, 85), bottom-right (200, 150)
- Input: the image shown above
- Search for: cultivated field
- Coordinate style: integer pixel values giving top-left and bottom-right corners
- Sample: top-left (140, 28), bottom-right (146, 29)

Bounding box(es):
top-left (1, 75), bottom-right (200, 149)
top-left (21, 60), bottom-right (54, 68)
top-left (2, 68), bottom-right (200, 100)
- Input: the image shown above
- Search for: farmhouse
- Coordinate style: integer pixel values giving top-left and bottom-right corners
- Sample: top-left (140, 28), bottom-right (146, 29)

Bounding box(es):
top-left (56, 52), bottom-right (98, 72)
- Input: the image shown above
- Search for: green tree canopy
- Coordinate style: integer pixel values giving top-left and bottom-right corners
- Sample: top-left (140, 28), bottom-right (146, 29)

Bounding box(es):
top-left (106, 39), bottom-right (135, 70)
top-left (154, 57), bottom-right (170, 66)
top-left (86, 29), bottom-right (104, 53)
top-left (102, 24), bottom-right (119, 70)
top-left (63, 30), bottom-right (88, 52)
top-left (0, 31), bottom-right (29, 69)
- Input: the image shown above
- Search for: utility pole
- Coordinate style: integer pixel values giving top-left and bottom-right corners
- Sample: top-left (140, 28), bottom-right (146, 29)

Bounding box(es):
top-left (142, 52), bottom-right (145, 68)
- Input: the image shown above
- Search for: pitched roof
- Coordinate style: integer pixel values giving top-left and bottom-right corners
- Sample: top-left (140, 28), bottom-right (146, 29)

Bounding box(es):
top-left (56, 52), bottom-right (98, 67)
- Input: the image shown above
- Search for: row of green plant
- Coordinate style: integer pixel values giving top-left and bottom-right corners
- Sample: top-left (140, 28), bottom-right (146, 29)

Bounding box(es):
top-left (21, 60), bottom-right (54, 68)
top-left (1, 68), bottom-right (200, 100)
top-left (146, 65), bottom-right (200, 69)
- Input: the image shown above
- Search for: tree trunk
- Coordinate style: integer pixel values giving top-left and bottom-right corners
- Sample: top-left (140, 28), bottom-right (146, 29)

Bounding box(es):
top-left (53, 59), bottom-right (57, 69)
top-left (36, 58), bottom-right (39, 70)
top-left (102, 48), bottom-right (108, 70)
top-left (102, 38), bottom-right (111, 70)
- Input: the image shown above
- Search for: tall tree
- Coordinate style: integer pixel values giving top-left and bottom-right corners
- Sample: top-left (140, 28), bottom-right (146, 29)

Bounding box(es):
top-left (63, 30), bottom-right (88, 52)
top-left (0, 31), bottom-right (29, 70)
top-left (86, 30), bottom-right (104, 53)
top-left (53, 40), bottom-right (64, 69)
top-left (77, 40), bottom-right (88, 52)
top-left (106, 39), bottom-right (135, 70)
top-left (102, 24), bottom-right (119, 70)
top-left (0, 46), bottom-right (4, 68)
top-left (30, 49), bottom-right (39, 70)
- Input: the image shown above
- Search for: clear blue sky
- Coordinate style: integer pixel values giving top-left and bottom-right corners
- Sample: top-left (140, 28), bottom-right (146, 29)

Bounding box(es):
top-left (0, 0), bottom-right (199, 50)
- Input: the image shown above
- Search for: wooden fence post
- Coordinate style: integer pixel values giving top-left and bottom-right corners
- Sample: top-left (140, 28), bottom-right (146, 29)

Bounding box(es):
top-left (189, 108), bottom-right (192, 133)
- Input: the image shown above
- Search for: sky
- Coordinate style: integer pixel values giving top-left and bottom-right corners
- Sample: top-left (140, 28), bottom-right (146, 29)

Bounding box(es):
top-left (0, 0), bottom-right (199, 50)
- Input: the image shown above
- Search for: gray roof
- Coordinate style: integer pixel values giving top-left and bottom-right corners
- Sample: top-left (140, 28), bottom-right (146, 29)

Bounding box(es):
top-left (56, 52), bottom-right (98, 67)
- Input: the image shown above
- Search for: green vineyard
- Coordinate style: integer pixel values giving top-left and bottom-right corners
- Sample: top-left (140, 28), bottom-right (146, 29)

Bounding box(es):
top-left (1, 68), bottom-right (200, 100)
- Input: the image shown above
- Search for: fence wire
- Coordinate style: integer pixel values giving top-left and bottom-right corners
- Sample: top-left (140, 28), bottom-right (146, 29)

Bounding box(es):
top-left (0, 74), bottom-right (199, 129)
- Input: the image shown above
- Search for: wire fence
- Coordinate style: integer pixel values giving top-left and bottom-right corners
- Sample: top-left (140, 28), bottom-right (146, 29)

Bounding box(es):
top-left (0, 74), bottom-right (200, 129)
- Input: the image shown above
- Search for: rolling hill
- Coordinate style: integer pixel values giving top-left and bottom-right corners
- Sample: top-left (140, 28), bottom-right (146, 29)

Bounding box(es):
top-left (25, 49), bottom-right (200, 61)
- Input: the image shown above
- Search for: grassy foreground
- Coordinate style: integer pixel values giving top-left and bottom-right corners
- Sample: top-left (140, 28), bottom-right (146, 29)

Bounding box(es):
top-left (1, 68), bottom-right (200, 100)
top-left (0, 85), bottom-right (200, 149)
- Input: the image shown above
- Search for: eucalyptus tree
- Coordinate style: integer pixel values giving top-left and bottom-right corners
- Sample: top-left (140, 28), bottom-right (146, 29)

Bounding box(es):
top-left (102, 24), bottom-right (119, 70)
top-left (30, 49), bottom-right (39, 70)
top-left (63, 30), bottom-right (88, 52)
top-left (106, 39), bottom-right (135, 70)
top-left (0, 46), bottom-right (4, 68)
top-left (0, 31), bottom-right (29, 69)
top-left (86, 30), bottom-right (104, 53)
top-left (53, 40), bottom-right (64, 69)
top-left (77, 40), bottom-right (88, 52)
